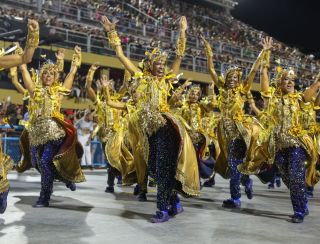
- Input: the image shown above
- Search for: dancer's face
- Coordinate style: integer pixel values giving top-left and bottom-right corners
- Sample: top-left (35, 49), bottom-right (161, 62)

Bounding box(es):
top-left (131, 90), bottom-right (140, 103)
top-left (151, 60), bottom-right (165, 78)
top-left (85, 113), bottom-right (93, 121)
top-left (189, 90), bottom-right (200, 103)
top-left (279, 75), bottom-right (295, 94)
top-left (225, 72), bottom-right (240, 89)
top-left (42, 69), bottom-right (55, 86)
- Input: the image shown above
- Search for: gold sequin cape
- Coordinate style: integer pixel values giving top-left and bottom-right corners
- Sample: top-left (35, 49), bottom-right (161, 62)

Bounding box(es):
top-left (94, 90), bottom-right (136, 186)
top-left (132, 71), bottom-right (200, 197)
top-left (0, 143), bottom-right (14, 193)
top-left (16, 84), bottom-right (85, 183)
top-left (214, 83), bottom-right (270, 179)
top-left (239, 88), bottom-right (319, 186)
top-left (177, 99), bottom-right (220, 162)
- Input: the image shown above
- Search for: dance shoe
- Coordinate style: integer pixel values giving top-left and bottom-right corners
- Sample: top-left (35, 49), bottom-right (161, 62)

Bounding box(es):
top-left (137, 193), bottom-right (147, 202)
top-left (150, 210), bottom-right (170, 223)
top-left (291, 214), bottom-right (304, 223)
top-left (275, 177), bottom-right (281, 188)
top-left (168, 202), bottom-right (184, 217)
top-left (222, 198), bottom-right (241, 209)
top-left (105, 186), bottom-right (114, 193)
top-left (66, 182), bottom-right (76, 191)
top-left (0, 190), bottom-right (9, 214)
top-left (244, 178), bottom-right (253, 199)
top-left (268, 183), bottom-right (275, 189)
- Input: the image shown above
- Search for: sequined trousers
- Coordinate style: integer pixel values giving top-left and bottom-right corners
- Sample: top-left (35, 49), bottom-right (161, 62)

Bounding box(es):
top-left (147, 119), bottom-right (180, 211)
top-left (0, 189), bottom-right (9, 214)
top-left (31, 139), bottom-right (65, 203)
top-left (274, 146), bottom-right (308, 217)
top-left (228, 139), bottom-right (246, 200)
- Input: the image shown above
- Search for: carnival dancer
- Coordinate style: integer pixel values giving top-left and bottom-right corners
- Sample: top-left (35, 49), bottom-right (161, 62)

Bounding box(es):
top-left (102, 78), bottom-right (149, 201)
top-left (16, 46), bottom-right (85, 207)
top-left (101, 15), bottom-right (200, 223)
top-left (201, 35), bottom-right (268, 208)
top-left (85, 65), bottom-right (133, 192)
top-left (172, 82), bottom-right (218, 181)
top-left (0, 19), bottom-right (39, 214)
top-left (240, 37), bottom-right (320, 223)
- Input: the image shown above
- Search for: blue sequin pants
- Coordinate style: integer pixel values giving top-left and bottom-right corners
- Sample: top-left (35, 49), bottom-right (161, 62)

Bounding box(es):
top-left (31, 139), bottom-right (63, 203)
top-left (147, 120), bottom-right (180, 211)
top-left (275, 146), bottom-right (308, 216)
top-left (228, 139), bottom-right (246, 200)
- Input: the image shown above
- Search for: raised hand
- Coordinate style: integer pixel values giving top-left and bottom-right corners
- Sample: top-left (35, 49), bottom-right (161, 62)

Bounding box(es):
top-left (74, 45), bottom-right (81, 54)
top-left (55, 48), bottom-right (65, 60)
top-left (179, 16), bottom-right (188, 32)
top-left (182, 79), bottom-right (192, 88)
top-left (261, 37), bottom-right (273, 51)
top-left (90, 63), bottom-right (100, 71)
top-left (100, 74), bottom-right (111, 87)
top-left (100, 15), bottom-right (118, 32)
top-left (27, 19), bottom-right (39, 31)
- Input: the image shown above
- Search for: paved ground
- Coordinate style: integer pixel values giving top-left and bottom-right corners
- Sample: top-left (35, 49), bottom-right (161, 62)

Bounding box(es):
top-left (0, 169), bottom-right (319, 244)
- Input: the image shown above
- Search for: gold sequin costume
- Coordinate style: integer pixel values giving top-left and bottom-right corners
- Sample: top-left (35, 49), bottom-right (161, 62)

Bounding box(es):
top-left (0, 138), bottom-right (14, 194)
top-left (241, 87), bottom-right (319, 186)
top-left (177, 88), bottom-right (220, 160)
top-left (214, 82), bottom-right (270, 178)
top-left (132, 69), bottom-right (200, 196)
top-left (17, 66), bottom-right (85, 183)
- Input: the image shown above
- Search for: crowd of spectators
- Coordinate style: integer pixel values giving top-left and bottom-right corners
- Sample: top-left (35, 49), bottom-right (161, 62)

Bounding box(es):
top-left (1, 0), bottom-right (320, 87)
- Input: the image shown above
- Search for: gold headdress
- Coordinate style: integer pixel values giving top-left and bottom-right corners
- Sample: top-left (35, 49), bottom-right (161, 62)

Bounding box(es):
top-left (138, 47), bottom-right (168, 73)
top-left (224, 66), bottom-right (242, 82)
top-left (38, 61), bottom-right (60, 85)
top-left (276, 67), bottom-right (297, 83)
top-left (187, 84), bottom-right (202, 98)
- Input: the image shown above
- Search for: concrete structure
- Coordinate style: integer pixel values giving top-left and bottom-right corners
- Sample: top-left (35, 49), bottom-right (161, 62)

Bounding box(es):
top-left (1, 170), bottom-right (319, 244)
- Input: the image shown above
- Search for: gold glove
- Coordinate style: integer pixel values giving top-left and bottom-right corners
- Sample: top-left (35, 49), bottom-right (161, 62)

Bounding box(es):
top-left (175, 36), bottom-right (186, 57)
top-left (204, 41), bottom-right (213, 58)
top-left (26, 26), bottom-right (39, 48)
top-left (71, 51), bottom-right (81, 68)
top-left (263, 50), bottom-right (271, 69)
top-left (107, 30), bottom-right (121, 49)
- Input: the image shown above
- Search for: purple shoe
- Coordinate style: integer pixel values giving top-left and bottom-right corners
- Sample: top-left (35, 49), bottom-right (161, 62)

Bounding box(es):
top-left (0, 190), bottom-right (9, 214)
top-left (245, 178), bottom-right (253, 200)
top-left (66, 182), bottom-right (76, 191)
top-left (291, 214), bottom-right (304, 223)
top-left (169, 202), bottom-right (184, 217)
top-left (222, 198), bottom-right (241, 208)
top-left (150, 211), bottom-right (170, 223)
top-left (275, 177), bottom-right (281, 188)
top-left (105, 186), bottom-right (114, 193)
top-left (33, 198), bottom-right (49, 208)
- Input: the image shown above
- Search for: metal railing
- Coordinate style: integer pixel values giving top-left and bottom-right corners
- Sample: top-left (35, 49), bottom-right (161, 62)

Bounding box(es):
top-left (1, 125), bottom-right (107, 167)
top-left (1, 0), bottom-right (315, 83)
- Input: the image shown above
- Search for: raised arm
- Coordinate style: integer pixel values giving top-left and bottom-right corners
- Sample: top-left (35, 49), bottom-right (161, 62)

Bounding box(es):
top-left (0, 20), bottom-right (39, 69)
top-left (100, 16), bottom-right (139, 75)
top-left (85, 63), bottom-right (99, 101)
top-left (19, 64), bottom-right (34, 95)
top-left (303, 72), bottom-right (320, 103)
top-left (10, 67), bottom-right (27, 94)
top-left (171, 16), bottom-right (187, 75)
top-left (315, 90), bottom-right (320, 107)
top-left (55, 48), bottom-right (65, 73)
top-left (101, 78), bottom-right (127, 110)
top-left (63, 46), bottom-right (81, 90)
top-left (243, 51), bottom-right (267, 93)
top-left (169, 79), bottom-right (192, 106)
top-left (247, 92), bottom-right (261, 116)
top-left (201, 35), bottom-right (218, 85)
top-left (260, 37), bottom-right (273, 93)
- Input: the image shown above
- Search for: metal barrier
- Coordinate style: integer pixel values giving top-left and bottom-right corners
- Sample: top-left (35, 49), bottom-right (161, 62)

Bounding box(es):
top-left (1, 125), bottom-right (107, 167)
